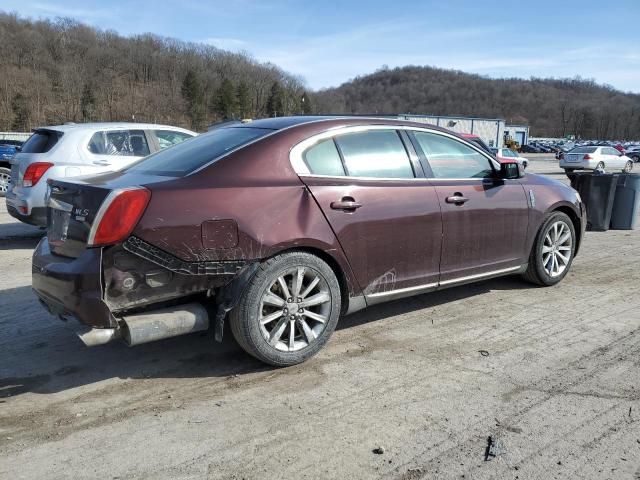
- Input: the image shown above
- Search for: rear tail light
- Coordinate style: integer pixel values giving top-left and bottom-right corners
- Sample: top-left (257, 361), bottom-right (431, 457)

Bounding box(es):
top-left (88, 187), bottom-right (151, 246)
top-left (583, 154), bottom-right (592, 160)
top-left (23, 162), bottom-right (53, 187)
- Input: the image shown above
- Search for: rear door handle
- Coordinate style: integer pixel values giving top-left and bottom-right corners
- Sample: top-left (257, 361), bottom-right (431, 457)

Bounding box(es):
top-left (330, 197), bottom-right (362, 212)
top-left (445, 193), bottom-right (469, 205)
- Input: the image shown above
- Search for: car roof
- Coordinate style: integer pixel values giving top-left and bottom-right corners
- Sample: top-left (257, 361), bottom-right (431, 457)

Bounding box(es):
top-left (236, 115), bottom-right (455, 135)
top-left (34, 123), bottom-right (195, 133)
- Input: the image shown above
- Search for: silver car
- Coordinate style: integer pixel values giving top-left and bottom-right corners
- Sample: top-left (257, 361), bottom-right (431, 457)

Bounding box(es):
top-left (560, 146), bottom-right (634, 173)
top-left (6, 123), bottom-right (196, 226)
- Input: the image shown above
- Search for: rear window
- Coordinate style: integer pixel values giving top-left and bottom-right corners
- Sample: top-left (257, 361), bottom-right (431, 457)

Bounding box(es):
top-left (125, 127), bottom-right (271, 176)
top-left (21, 130), bottom-right (61, 153)
top-left (570, 147), bottom-right (597, 154)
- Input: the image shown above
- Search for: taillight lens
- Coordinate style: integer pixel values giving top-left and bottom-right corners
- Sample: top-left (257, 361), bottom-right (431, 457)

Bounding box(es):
top-left (583, 154), bottom-right (592, 160)
top-left (23, 162), bottom-right (53, 187)
top-left (88, 187), bottom-right (151, 246)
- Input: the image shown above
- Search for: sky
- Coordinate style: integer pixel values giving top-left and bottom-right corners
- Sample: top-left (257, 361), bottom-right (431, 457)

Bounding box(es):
top-left (2, 0), bottom-right (639, 92)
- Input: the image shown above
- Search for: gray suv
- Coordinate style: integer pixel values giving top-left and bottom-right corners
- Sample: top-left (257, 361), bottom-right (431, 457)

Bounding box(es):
top-left (6, 123), bottom-right (196, 226)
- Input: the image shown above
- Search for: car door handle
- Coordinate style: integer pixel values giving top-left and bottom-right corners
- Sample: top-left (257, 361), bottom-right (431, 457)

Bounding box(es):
top-left (330, 197), bottom-right (362, 212)
top-left (92, 160), bottom-right (111, 166)
top-left (445, 193), bottom-right (469, 205)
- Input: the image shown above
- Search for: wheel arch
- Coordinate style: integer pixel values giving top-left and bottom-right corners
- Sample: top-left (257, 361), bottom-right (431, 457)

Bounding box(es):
top-left (550, 205), bottom-right (583, 255)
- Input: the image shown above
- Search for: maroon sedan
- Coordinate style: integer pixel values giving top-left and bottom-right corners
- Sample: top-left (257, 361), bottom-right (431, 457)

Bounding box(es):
top-left (33, 117), bottom-right (586, 366)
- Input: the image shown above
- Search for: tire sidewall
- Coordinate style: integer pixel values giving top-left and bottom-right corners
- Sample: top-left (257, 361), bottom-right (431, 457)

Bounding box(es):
top-left (235, 252), bottom-right (341, 366)
top-left (532, 212), bottom-right (576, 286)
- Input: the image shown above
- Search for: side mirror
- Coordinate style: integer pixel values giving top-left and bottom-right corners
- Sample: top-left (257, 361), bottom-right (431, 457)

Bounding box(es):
top-left (499, 161), bottom-right (524, 179)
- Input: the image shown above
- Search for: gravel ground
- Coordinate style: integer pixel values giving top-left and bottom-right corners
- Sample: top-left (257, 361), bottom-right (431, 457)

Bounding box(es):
top-left (1, 156), bottom-right (639, 480)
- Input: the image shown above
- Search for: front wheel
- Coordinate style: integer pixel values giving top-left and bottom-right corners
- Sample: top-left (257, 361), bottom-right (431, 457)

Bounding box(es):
top-left (623, 160), bottom-right (633, 173)
top-left (0, 166), bottom-right (10, 197)
top-left (522, 212), bottom-right (576, 286)
top-left (230, 251), bottom-right (342, 366)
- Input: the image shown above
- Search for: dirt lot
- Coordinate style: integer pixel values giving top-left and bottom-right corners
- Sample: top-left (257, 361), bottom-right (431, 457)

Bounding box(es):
top-left (1, 155), bottom-right (639, 480)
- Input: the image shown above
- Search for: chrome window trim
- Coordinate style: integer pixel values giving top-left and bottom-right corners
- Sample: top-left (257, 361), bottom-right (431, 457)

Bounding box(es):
top-left (289, 125), bottom-right (500, 180)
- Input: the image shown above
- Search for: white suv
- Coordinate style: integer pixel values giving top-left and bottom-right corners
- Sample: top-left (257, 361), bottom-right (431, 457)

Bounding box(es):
top-left (6, 123), bottom-right (196, 226)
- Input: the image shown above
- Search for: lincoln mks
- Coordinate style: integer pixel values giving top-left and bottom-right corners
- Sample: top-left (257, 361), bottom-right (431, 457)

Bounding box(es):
top-left (33, 117), bottom-right (586, 366)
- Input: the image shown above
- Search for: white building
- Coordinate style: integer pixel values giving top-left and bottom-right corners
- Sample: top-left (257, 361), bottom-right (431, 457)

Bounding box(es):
top-left (397, 114), bottom-right (529, 148)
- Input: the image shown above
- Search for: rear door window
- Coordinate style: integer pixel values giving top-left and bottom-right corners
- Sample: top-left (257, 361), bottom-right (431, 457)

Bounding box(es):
top-left (21, 130), bottom-right (61, 153)
top-left (303, 139), bottom-right (345, 176)
top-left (153, 130), bottom-right (194, 150)
top-left (413, 131), bottom-right (494, 179)
top-left (334, 130), bottom-right (414, 178)
top-left (88, 130), bottom-right (150, 157)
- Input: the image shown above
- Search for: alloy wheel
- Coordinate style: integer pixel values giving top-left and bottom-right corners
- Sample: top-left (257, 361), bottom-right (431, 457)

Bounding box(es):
top-left (542, 221), bottom-right (572, 278)
top-left (0, 170), bottom-right (9, 193)
top-left (259, 267), bottom-right (332, 352)
top-left (624, 161), bottom-right (633, 173)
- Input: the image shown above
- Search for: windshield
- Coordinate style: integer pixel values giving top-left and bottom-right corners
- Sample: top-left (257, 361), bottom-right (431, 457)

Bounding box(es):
top-left (125, 127), bottom-right (273, 176)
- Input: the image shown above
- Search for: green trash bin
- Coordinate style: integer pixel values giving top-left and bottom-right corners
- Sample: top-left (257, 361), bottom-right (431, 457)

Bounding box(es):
top-left (610, 173), bottom-right (640, 230)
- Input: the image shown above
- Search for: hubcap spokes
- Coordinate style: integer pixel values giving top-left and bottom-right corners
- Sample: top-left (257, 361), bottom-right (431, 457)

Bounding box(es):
top-left (542, 221), bottom-right (572, 278)
top-left (259, 267), bottom-right (331, 352)
top-left (0, 172), bottom-right (9, 193)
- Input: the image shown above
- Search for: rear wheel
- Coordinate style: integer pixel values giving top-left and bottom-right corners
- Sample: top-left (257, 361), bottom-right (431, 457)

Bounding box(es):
top-left (522, 212), bottom-right (576, 286)
top-left (230, 251), bottom-right (341, 366)
top-left (623, 160), bottom-right (633, 173)
top-left (596, 161), bottom-right (605, 170)
top-left (0, 166), bottom-right (10, 197)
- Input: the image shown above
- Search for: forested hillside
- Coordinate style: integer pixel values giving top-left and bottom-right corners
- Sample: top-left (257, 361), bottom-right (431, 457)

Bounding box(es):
top-left (313, 66), bottom-right (640, 139)
top-left (1, 12), bottom-right (639, 139)
top-left (0, 13), bottom-right (311, 132)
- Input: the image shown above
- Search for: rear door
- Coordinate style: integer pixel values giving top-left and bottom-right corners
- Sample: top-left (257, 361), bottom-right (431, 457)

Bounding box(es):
top-left (293, 127), bottom-right (443, 300)
top-left (83, 129), bottom-right (151, 174)
top-left (410, 130), bottom-right (529, 283)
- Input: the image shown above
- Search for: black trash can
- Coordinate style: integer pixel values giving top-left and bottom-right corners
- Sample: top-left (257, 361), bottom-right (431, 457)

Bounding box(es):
top-left (610, 173), bottom-right (640, 230)
top-left (566, 171), bottom-right (618, 231)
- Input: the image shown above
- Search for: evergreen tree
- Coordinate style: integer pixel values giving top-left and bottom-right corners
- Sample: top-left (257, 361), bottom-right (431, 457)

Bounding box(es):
top-left (214, 78), bottom-right (237, 119)
top-left (181, 70), bottom-right (205, 130)
top-left (301, 91), bottom-right (312, 114)
top-left (11, 93), bottom-right (30, 131)
top-left (266, 81), bottom-right (284, 117)
top-left (236, 81), bottom-right (251, 118)
top-left (80, 83), bottom-right (97, 122)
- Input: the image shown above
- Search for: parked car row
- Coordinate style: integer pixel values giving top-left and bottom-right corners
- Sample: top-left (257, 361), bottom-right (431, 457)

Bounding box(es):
top-left (0, 140), bottom-right (24, 197)
top-left (27, 116), bottom-right (585, 366)
top-left (5, 123), bottom-right (196, 226)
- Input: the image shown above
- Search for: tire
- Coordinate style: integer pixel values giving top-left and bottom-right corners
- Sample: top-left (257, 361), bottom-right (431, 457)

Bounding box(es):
top-left (522, 211), bottom-right (576, 287)
top-left (632, 155), bottom-right (640, 163)
top-left (596, 161), bottom-right (605, 170)
top-left (229, 251), bottom-right (342, 366)
top-left (564, 168), bottom-right (575, 173)
top-left (623, 160), bottom-right (633, 173)
top-left (0, 166), bottom-right (10, 198)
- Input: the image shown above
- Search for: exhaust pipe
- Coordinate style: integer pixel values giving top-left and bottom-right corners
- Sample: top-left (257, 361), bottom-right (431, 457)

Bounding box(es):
top-left (121, 302), bottom-right (209, 346)
top-left (77, 327), bottom-right (120, 347)
top-left (76, 303), bottom-right (209, 347)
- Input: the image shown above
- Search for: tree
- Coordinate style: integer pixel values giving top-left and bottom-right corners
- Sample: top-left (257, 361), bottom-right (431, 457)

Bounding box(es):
top-left (80, 83), bottom-right (96, 122)
top-left (236, 81), bottom-right (251, 118)
top-left (266, 81), bottom-right (284, 117)
top-left (301, 91), bottom-right (312, 114)
top-left (181, 70), bottom-right (206, 130)
top-left (214, 78), bottom-right (237, 119)
top-left (11, 93), bottom-right (30, 131)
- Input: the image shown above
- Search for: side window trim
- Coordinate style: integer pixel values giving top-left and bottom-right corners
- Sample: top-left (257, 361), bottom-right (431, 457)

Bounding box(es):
top-left (331, 137), bottom-right (351, 176)
top-left (146, 129), bottom-right (160, 153)
top-left (398, 130), bottom-right (425, 178)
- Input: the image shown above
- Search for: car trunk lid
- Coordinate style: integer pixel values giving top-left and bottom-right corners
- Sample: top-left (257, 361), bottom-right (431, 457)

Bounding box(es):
top-left (46, 171), bottom-right (171, 258)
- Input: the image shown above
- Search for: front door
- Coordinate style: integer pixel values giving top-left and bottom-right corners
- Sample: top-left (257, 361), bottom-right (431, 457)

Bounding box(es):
top-left (296, 128), bottom-right (443, 299)
top-left (410, 130), bottom-right (530, 282)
